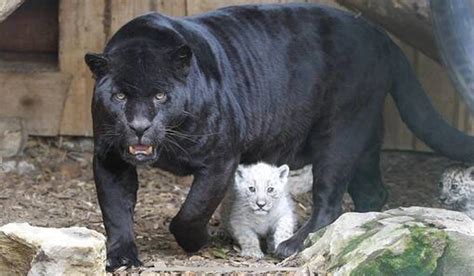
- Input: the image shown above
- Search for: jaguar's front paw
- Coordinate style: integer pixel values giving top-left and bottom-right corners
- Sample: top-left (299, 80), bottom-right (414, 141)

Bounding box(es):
top-left (274, 234), bottom-right (305, 259)
top-left (169, 218), bottom-right (209, 252)
top-left (106, 242), bottom-right (142, 272)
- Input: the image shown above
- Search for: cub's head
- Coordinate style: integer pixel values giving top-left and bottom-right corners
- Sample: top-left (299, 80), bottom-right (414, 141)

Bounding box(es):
top-left (439, 165), bottom-right (474, 210)
top-left (234, 163), bottom-right (290, 215)
top-left (85, 15), bottom-right (194, 165)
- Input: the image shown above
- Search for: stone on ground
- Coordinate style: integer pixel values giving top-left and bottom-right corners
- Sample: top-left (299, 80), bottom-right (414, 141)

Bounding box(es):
top-left (284, 207), bottom-right (474, 276)
top-left (0, 117), bottom-right (27, 158)
top-left (0, 223), bottom-right (106, 275)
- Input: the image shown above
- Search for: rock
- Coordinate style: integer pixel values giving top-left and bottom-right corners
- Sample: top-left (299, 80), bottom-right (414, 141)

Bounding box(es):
top-left (0, 117), bottom-right (28, 158)
top-left (1, 159), bottom-right (35, 174)
top-left (0, 0), bottom-right (23, 21)
top-left (285, 207), bottom-right (474, 276)
top-left (0, 223), bottom-right (106, 275)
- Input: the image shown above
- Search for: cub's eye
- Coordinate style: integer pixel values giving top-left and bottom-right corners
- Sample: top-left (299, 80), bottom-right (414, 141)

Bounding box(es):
top-left (248, 186), bottom-right (256, 193)
top-left (451, 184), bottom-right (458, 190)
top-left (113, 93), bottom-right (126, 101)
top-left (267, 187), bottom-right (274, 193)
top-left (155, 92), bottom-right (167, 103)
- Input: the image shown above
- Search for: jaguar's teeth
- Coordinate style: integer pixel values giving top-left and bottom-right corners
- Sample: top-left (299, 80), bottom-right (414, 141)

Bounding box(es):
top-left (129, 145), bottom-right (153, 155)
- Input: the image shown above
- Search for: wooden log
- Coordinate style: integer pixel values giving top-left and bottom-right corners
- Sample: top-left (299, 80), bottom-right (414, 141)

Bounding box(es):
top-left (335, 0), bottom-right (439, 63)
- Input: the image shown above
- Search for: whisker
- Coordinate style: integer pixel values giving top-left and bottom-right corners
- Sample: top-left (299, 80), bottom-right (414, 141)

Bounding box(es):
top-left (164, 137), bottom-right (191, 157)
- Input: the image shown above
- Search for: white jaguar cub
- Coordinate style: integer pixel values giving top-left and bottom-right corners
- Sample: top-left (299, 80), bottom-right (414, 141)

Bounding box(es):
top-left (439, 165), bottom-right (474, 219)
top-left (220, 162), bottom-right (296, 259)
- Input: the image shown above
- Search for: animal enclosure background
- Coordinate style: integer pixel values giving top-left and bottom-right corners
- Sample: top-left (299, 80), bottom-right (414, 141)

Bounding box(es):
top-left (0, 0), bottom-right (472, 152)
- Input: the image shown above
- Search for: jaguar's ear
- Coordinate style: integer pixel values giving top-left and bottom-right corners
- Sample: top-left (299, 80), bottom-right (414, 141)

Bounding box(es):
top-left (171, 44), bottom-right (192, 77)
top-left (85, 53), bottom-right (109, 79)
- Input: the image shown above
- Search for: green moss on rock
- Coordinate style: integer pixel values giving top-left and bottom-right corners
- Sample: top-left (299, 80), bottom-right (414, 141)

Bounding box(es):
top-left (350, 226), bottom-right (447, 276)
top-left (304, 227), bottom-right (327, 248)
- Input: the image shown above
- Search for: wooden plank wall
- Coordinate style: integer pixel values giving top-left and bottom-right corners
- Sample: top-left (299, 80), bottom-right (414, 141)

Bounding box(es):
top-left (56, 0), bottom-right (474, 151)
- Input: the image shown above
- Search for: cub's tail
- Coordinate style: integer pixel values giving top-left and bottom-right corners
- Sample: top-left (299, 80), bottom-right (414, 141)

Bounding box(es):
top-left (389, 44), bottom-right (474, 163)
top-left (288, 165), bottom-right (313, 196)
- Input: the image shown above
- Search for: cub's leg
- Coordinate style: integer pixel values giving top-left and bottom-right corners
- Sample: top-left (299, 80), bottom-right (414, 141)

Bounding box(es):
top-left (269, 213), bottom-right (296, 253)
top-left (169, 158), bottom-right (239, 252)
top-left (93, 153), bottom-right (141, 272)
top-left (347, 137), bottom-right (388, 212)
top-left (275, 105), bottom-right (384, 258)
top-left (231, 225), bottom-right (264, 259)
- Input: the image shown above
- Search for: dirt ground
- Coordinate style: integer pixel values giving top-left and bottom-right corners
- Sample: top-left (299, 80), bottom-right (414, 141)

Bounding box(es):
top-left (0, 137), bottom-right (458, 274)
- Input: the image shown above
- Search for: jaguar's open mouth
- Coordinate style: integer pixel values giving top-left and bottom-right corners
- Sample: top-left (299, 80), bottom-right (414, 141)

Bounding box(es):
top-left (129, 144), bottom-right (153, 155)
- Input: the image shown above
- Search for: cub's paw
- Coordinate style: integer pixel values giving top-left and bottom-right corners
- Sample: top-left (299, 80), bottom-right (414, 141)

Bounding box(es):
top-left (274, 235), bottom-right (305, 259)
top-left (169, 218), bottom-right (209, 252)
top-left (106, 243), bottom-right (142, 272)
top-left (240, 247), bottom-right (265, 259)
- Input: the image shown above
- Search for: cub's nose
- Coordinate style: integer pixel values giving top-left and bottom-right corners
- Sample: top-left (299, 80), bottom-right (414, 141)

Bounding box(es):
top-left (129, 118), bottom-right (151, 138)
top-left (256, 201), bottom-right (266, 209)
top-left (439, 195), bottom-right (447, 203)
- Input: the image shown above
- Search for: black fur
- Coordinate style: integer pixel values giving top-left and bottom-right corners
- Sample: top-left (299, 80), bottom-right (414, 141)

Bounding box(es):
top-left (85, 3), bottom-right (474, 271)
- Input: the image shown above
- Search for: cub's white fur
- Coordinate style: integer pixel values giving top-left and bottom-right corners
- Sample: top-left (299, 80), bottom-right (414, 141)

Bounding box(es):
top-left (440, 165), bottom-right (474, 219)
top-left (220, 162), bottom-right (296, 258)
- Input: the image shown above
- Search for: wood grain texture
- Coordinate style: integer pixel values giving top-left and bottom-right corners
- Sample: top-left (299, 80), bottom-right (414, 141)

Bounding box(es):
top-left (0, 72), bottom-right (71, 136)
top-left (58, 0), bottom-right (106, 136)
top-left (108, 0), bottom-right (188, 37)
top-left (154, 0), bottom-right (187, 16)
top-left (413, 51), bottom-right (459, 151)
top-left (109, 0), bottom-right (150, 37)
top-left (186, 0), bottom-right (280, 15)
top-left (335, 0), bottom-right (438, 62)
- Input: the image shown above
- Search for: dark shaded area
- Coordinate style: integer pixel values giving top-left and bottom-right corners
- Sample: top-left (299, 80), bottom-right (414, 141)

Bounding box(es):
top-left (0, 0), bottom-right (58, 72)
top-left (0, 0), bottom-right (58, 53)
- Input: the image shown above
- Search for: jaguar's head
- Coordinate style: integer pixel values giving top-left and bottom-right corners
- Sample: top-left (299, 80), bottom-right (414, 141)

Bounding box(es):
top-left (85, 22), bottom-right (193, 165)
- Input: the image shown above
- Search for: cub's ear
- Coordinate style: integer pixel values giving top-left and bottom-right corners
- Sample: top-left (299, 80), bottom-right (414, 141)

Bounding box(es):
top-left (278, 164), bottom-right (290, 181)
top-left (235, 166), bottom-right (244, 179)
top-left (171, 44), bottom-right (192, 76)
top-left (468, 166), bottom-right (474, 180)
top-left (85, 53), bottom-right (109, 79)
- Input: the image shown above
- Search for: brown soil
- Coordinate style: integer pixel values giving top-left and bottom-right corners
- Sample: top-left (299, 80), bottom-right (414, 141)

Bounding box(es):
top-left (0, 138), bottom-right (458, 274)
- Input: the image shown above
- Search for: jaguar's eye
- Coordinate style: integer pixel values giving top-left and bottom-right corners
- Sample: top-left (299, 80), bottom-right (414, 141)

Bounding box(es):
top-left (267, 187), bottom-right (274, 193)
top-left (248, 186), bottom-right (256, 193)
top-left (113, 93), bottom-right (126, 101)
top-left (451, 184), bottom-right (458, 190)
top-left (155, 92), bottom-right (167, 103)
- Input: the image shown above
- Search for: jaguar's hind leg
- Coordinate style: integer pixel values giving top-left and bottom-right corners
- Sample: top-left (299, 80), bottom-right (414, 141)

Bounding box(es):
top-left (348, 145), bottom-right (388, 212)
top-left (274, 88), bottom-right (388, 258)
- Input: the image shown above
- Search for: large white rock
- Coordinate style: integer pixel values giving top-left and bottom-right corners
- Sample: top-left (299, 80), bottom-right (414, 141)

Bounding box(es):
top-left (284, 207), bottom-right (474, 276)
top-left (0, 223), bottom-right (106, 275)
top-left (0, 0), bottom-right (24, 22)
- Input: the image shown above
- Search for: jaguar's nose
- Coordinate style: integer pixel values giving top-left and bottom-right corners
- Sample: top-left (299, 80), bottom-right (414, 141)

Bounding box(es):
top-left (129, 118), bottom-right (151, 138)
